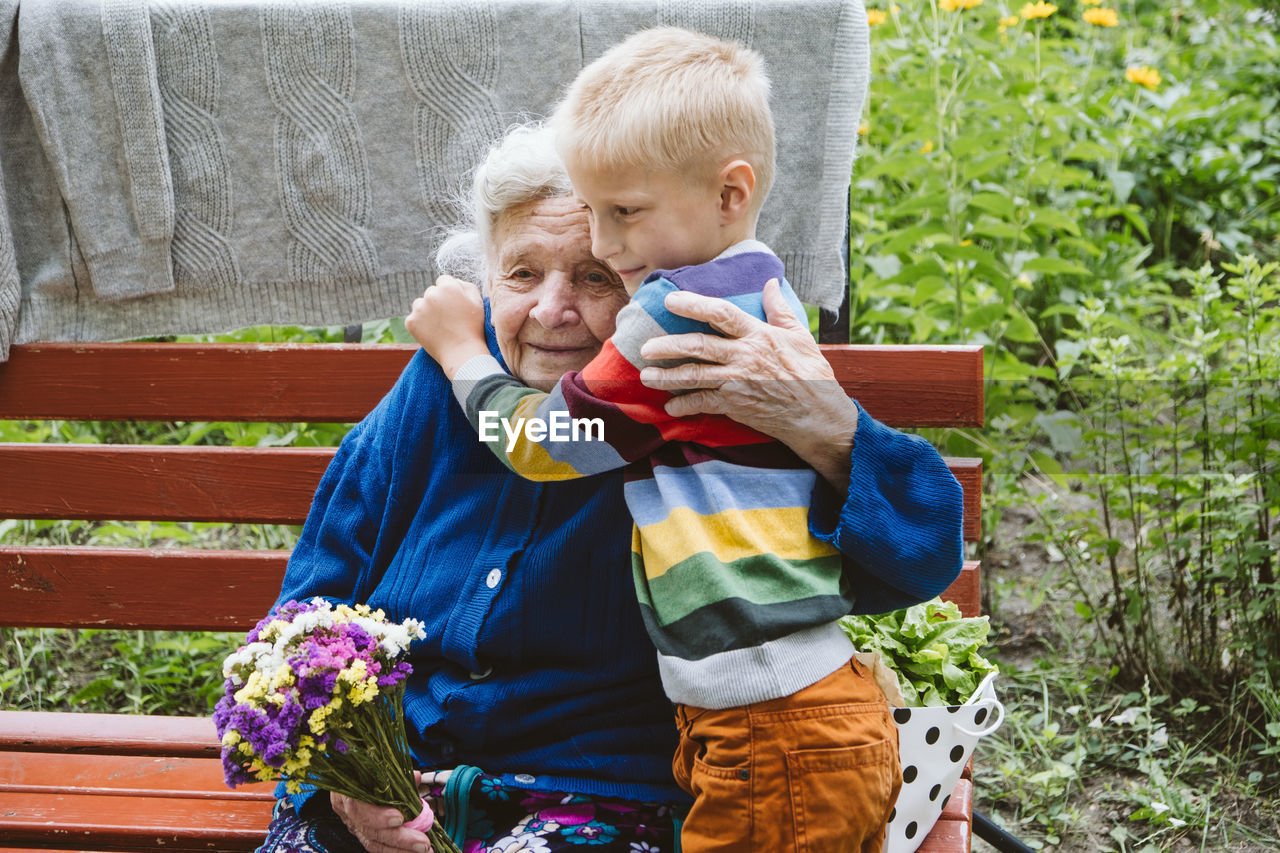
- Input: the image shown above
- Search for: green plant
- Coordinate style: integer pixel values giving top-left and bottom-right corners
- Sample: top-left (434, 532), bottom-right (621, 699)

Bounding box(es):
top-left (1032, 257), bottom-right (1279, 784)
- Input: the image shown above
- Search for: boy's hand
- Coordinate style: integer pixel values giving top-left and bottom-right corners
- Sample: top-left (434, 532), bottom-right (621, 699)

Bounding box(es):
top-left (406, 276), bottom-right (489, 379)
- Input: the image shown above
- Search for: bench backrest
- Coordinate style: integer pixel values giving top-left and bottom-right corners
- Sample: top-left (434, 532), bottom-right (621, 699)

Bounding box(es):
top-left (0, 342), bottom-right (983, 631)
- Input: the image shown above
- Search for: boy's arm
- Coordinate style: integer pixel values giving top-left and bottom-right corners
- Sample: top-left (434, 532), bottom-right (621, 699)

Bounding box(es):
top-left (405, 276), bottom-right (490, 379)
top-left (452, 293), bottom-right (682, 480)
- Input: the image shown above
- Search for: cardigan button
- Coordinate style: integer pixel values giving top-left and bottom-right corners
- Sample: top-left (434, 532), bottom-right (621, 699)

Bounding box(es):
top-left (469, 666), bottom-right (492, 681)
top-left (514, 774), bottom-right (536, 785)
top-left (485, 568), bottom-right (502, 589)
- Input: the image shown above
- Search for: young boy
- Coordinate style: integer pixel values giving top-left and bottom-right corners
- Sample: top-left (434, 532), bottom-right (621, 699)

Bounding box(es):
top-left (409, 27), bottom-right (901, 852)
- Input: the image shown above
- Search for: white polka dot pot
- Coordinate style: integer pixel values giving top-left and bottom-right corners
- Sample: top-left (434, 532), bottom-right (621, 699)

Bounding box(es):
top-left (883, 671), bottom-right (1004, 853)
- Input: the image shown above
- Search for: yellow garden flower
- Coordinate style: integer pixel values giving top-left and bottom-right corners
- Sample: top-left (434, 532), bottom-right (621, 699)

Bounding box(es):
top-left (1083, 8), bottom-right (1119, 26)
top-left (920, 139), bottom-right (935, 153)
top-left (309, 704), bottom-right (335, 736)
top-left (858, 122), bottom-right (869, 136)
top-left (1082, 0), bottom-right (1103, 5)
top-left (1126, 65), bottom-right (1162, 90)
top-left (940, 0), bottom-right (983, 10)
top-left (1021, 2), bottom-right (1058, 20)
top-left (867, 8), bottom-right (887, 25)
top-left (998, 14), bottom-right (1021, 30)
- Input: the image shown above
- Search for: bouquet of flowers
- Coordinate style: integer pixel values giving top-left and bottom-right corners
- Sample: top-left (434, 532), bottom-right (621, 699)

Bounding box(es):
top-left (214, 597), bottom-right (461, 853)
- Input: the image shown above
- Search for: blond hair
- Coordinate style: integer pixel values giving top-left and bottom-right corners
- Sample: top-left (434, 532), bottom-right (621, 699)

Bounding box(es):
top-left (552, 26), bottom-right (775, 213)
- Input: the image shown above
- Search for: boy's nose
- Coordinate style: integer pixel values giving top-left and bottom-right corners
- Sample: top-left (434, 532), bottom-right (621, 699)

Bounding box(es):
top-left (590, 221), bottom-right (622, 264)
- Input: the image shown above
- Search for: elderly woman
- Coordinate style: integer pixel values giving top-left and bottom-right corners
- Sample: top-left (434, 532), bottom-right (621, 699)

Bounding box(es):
top-left (258, 124), bottom-right (963, 853)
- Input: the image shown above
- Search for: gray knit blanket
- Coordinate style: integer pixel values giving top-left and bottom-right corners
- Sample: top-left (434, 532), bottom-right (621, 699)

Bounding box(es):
top-left (0, 0), bottom-right (869, 360)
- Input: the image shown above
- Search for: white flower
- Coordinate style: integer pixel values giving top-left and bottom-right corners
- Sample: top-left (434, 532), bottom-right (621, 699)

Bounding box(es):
top-left (489, 835), bottom-right (551, 852)
top-left (1111, 707), bottom-right (1142, 726)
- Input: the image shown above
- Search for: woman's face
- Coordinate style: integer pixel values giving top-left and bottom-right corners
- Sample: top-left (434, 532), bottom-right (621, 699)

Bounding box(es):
top-left (488, 195), bottom-right (628, 392)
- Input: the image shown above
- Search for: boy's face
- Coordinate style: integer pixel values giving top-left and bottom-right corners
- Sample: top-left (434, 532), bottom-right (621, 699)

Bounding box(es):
top-left (566, 158), bottom-right (729, 294)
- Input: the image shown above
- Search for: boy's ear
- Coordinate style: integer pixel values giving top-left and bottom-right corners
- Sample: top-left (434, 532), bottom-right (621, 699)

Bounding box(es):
top-left (717, 159), bottom-right (756, 224)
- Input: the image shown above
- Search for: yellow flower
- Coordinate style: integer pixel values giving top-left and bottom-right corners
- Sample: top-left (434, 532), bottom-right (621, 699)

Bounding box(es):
top-left (221, 730), bottom-right (242, 748)
top-left (1083, 8), bottom-right (1118, 26)
top-left (259, 619), bottom-right (290, 642)
top-left (858, 122), bottom-right (869, 136)
top-left (920, 139), bottom-right (935, 153)
top-left (1125, 65), bottom-right (1161, 90)
top-left (1082, 0), bottom-right (1103, 5)
top-left (282, 748), bottom-right (312, 776)
top-left (233, 670), bottom-right (268, 705)
top-left (940, 0), bottom-right (983, 9)
top-left (867, 8), bottom-right (887, 25)
top-left (1021, 2), bottom-right (1058, 20)
top-left (309, 704), bottom-right (335, 736)
top-left (998, 14), bottom-right (1021, 30)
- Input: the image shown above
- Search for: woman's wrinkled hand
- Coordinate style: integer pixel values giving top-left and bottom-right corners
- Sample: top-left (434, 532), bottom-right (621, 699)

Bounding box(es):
top-left (638, 278), bottom-right (858, 488)
top-left (330, 772), bottom-right (437, 853)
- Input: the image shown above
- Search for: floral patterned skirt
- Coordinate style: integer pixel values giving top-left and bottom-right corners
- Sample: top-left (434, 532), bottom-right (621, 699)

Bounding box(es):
top-left (257, 771), bottom-right (676, 853)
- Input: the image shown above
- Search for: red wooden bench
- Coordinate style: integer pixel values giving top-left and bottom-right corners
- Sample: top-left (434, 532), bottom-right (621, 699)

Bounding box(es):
top-left (0, 341), bottom-right (983, 852)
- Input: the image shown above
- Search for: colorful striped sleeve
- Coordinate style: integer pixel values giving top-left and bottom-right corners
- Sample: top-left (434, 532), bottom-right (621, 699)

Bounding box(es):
top-left (451, 292), bottom-right (679, 480)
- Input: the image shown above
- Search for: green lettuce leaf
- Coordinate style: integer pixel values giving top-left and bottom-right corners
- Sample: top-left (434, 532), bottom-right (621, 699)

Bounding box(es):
top-left (840, 597), bottom-right (998, 707)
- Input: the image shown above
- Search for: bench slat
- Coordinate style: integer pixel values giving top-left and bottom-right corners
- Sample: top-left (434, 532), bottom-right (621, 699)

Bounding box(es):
top-left (0, 753), bottom-right (274, 801)
top-left (1, 548), bottom-right (284, 630)
top-left (0, 791), bottom-right (271, 851)
top-left (0, 712), bottom-right (220, 758)
top-left (0, 342), bottom-right (983, 428)
top-left (942, 561), bottom-right (982, 620)
top-left (915, 817), bottom-right (972, 853)
top-left (0, 446), bottom-right (331, 524)
top-left (822, 345), bottom-right (983, 428)
top-left (0, 343), bottom-right (411, 423)
top-left (0, 545), bottom-right (981, 630)
top-left (0, 447), bottom-right (981, 540)
top-left (2, 544), bottom-right (980, 633)
top-left (938, 777), bottom-right (973, 823)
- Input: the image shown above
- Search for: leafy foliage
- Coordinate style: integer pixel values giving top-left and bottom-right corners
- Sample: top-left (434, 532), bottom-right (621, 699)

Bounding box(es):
top-left (841, 598), bottom-right (999, 706)
top-left (853, 0), bottom-right (1279, 846)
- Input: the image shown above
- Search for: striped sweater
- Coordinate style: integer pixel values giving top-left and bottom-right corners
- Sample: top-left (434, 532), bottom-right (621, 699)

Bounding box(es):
top-left (454, 243), bottom-right (857, 709)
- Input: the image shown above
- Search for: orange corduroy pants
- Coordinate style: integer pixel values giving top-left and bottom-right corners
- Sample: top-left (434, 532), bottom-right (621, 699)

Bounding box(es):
top-left (672, 656), bottom-right (901, 853)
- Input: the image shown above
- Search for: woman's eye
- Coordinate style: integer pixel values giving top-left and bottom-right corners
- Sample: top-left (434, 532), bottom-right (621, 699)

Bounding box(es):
top-left (617, 207), bottom-right (637, 216)
top-left (499, 268), bottom-right (539, 288)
